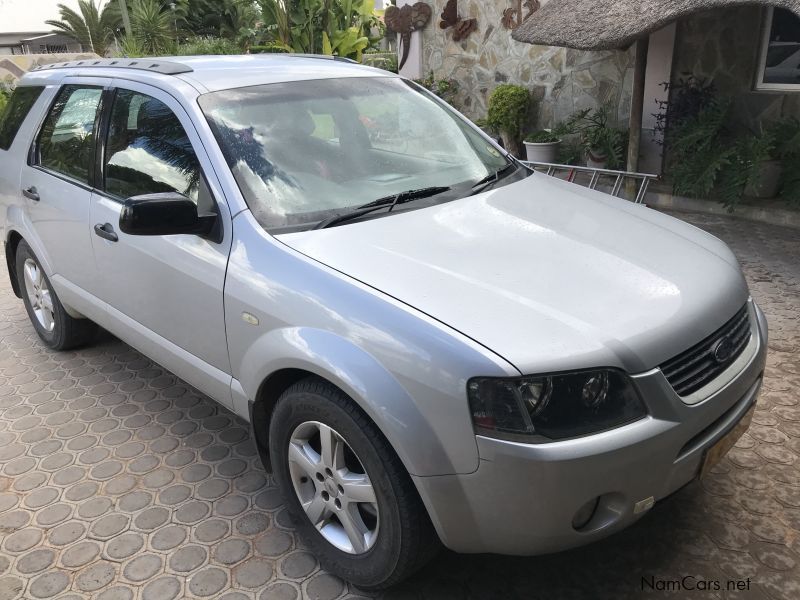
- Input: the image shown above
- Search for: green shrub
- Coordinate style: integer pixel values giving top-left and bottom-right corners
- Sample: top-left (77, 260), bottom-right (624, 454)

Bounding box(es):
top-left (175, 37), bottom-right (242, 56)
top-left (525, 130), bottom-right (560, 143)
top-left (414, 72), bottom-right (459, 106)
top-left (484, 84), bottom-right (531, 157)
top-left (666, 100), bottom-right (800, 210)
top-left (250, 44), bottom-right (290, 54)
top-left (362, 52), bottom-right (398, 73)
top-left (561, 107), bottom-right (627, 169)
top-left (0, 88), bottom-right (10, 123)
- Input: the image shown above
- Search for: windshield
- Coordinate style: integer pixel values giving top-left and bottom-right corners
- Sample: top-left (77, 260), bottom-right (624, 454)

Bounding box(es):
top-left (198, 77), bottom-right (511, 231)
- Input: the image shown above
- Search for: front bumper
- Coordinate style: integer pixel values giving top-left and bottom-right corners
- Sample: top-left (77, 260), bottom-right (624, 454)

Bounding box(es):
top-left (413, 300), bottom-right (768, 555)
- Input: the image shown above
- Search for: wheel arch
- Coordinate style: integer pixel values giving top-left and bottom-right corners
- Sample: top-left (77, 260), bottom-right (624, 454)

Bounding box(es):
top-left (4, 229), bottom-right (23, 298)
top-left (249, 367), bottom-right (313, 472)
top-left (239, 327), bottom-right (459, 479)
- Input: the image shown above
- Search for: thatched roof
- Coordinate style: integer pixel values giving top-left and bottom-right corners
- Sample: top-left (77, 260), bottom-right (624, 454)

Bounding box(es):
top-left (512, 0), bottom-right (800, 49)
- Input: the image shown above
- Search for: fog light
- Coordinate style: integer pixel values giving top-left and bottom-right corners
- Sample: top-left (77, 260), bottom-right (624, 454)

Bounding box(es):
top-left (572, 497), bottom-right (600, 530)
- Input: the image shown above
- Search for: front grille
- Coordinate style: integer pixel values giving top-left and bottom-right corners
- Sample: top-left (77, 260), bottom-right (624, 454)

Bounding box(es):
top-left (660, 304), bottom-right (751, 397)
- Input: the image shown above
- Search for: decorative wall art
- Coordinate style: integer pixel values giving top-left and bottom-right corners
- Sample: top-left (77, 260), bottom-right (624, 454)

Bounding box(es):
top-left (384, 3), bottom-right (434, 71)
top-left (439, 0), bottom-right (478, 42)
top-left (501, 0), bottom-right (540, 30)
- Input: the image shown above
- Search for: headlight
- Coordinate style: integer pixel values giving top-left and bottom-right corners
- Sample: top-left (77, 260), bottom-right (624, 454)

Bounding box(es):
top-left (467, 369), bottom-right (646, 441)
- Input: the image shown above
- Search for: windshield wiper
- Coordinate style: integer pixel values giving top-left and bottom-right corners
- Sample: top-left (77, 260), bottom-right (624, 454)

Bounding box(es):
top-left (313, 186), bottom-right (451, 230)
top-left (471, 161), bottom-right (517, 194)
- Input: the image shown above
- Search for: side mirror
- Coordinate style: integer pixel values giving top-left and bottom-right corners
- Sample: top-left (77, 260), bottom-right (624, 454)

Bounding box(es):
top-left (119, 192), bottom-right (218, 240)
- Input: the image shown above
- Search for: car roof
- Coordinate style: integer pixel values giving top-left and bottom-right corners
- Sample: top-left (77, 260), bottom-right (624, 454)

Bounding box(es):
top-left (22, 54), bottom-right (394, 94)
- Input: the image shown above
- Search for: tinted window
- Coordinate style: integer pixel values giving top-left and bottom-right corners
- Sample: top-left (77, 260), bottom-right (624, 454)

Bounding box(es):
top-left (0, 86), bottom-right (44, 150)
top-left (761, 8), bottom-right (800, 85)
top-left (104, 89), bottom-right (200, 201)
top-left (38, 85), bottom-right (102, 184)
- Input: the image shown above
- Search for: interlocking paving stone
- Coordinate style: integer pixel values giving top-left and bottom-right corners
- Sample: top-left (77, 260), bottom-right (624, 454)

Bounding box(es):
top-left (306, 573), bottom-right (346, 600)
top-left (214, 538), bottom-right (251, 565)
top-left (105, 532), bottom-right (145, 561)
top-left (168, 544), bottom-right (207, 572)
top-left (75, 561), bottom-right (116, 592)
top-left (0, 211), bottom-right (798, 599)
top-left (28, 570), bottom-right (69, 598)
top-left (281, 551), bottom-right (318, 579)
top-left (15, 549), bottom-right (55, 574)
top-left (150, 524), bottom-right (188, 552)
top-left (141, 576), bottom-right (182, 600)
top-left (261, 581), bottom-right (301, 600)
top-left (122, 554), bottom-right (163, 582)
top-left (188, 566), bottom-right (228, 597)
top-left (60, 540), bottom-right (101, 568)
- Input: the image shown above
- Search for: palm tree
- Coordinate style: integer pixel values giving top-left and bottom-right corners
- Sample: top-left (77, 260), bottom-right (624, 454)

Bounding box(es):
top-left (46, 0), bottom-right (120, 57)
top-left (129, 0), bottom-right (177, 55)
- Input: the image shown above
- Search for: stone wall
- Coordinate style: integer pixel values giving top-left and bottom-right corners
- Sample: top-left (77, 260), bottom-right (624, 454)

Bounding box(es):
top-left (420, 0), bottom-right (635, 129)
top-left (671, 6), bottom-right (800, 127)
top-left (0, 53), bottom-right (98, 89)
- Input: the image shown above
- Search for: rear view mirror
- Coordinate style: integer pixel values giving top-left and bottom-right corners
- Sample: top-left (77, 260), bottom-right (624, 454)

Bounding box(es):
top-left (119, 192), bottom-right (218, 240)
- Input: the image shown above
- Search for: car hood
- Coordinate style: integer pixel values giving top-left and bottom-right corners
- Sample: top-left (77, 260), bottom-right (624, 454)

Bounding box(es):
top-left (277, 174), bottom-right (750, 374)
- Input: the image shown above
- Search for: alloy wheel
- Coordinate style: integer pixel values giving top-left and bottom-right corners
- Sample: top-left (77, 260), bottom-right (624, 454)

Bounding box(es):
top-left (288, 420), bottom-right (379, 554)
top-left (23, 259), bottom-right (55, 332)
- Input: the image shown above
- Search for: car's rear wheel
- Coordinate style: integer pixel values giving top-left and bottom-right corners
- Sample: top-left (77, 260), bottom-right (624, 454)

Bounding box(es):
top-left (269, 377), bottom-right (439, 590)
top-left (16, 240), bottom-right (97, 350)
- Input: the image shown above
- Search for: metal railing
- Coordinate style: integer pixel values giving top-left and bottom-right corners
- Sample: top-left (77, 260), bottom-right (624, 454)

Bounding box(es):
top-left (520, 161), bottom-right (658, 204)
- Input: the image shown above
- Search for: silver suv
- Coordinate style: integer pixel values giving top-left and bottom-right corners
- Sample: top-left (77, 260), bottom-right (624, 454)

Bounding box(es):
top-left (0, 56), bottom-right (767, 589)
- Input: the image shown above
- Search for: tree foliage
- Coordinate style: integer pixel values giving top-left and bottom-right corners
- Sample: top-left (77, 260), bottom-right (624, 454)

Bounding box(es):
top-left (483, 84), bottom-right (531, 157)
top-left (258, 0), bottom-right (381, 60)
top-left (665, 87), bottom-right (800, 210)
top-left (46, 0), bottom-right (120, 56)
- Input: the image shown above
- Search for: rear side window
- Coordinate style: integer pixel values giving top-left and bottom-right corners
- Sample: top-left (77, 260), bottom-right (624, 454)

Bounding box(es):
top-left (37, 85), bottom-right (103, 185)
top-left (0, 86), bottom-right (44, 150)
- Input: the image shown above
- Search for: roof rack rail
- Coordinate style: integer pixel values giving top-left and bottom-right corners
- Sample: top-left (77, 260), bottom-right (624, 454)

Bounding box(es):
top-left (284, 53), bottom-right (358, 64)
top-left (33, 58), bottom-right (193, 75)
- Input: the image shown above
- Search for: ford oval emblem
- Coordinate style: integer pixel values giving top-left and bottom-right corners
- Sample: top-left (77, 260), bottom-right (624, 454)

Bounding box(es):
top-left (712, 336), bottom-right (734, 364)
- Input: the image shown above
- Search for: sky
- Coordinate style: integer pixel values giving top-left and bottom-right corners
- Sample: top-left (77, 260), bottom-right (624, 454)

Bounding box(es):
top-left (0, 0), bottom-right (86, 33)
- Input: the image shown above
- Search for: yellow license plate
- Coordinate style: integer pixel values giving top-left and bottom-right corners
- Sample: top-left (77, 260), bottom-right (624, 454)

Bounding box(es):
top-left (700, 404), bottom-right (756, 479)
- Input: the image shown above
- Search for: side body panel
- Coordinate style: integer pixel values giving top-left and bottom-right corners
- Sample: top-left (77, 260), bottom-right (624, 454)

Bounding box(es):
top-left (225, 210), bottom-right (518, 477)
top-left (87, 78), bottom-right (233, 376)
top-left (18, 77), bottom-right (111, 293)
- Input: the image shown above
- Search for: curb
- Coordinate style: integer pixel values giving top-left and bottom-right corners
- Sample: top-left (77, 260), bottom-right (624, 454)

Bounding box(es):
top-left (645, 192), bottom-right (800, 230)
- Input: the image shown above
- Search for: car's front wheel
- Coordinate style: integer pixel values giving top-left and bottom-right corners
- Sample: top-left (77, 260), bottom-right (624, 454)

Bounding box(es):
top-left (269, 377), bottom-right (439, 589)
top-left (15, 240), bottom-right (97, 350)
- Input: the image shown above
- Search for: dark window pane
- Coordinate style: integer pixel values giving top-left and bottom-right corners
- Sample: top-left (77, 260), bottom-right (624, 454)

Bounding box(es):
top-left (0, 86), bottom-right (44, 150)
top-left (763, 8), bottom-right (800, 85)
top-left (38, 85), bottom-right (102, 184)
top-left (104, 89), bottom-right (200, 201)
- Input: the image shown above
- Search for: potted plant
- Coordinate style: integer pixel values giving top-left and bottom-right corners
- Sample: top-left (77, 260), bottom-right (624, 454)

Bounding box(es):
top-left (523, 130), bottom-right (561, 163)
top-left (746, 118), bottom-right (800, 199)
top-left (483, 84), bottom-right (531, 158)
top-left (563, 108), bottom-right (626, 169)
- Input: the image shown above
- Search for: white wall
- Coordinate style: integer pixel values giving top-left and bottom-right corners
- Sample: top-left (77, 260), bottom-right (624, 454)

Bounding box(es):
top-left (640, 23), bottom-right (677, 175)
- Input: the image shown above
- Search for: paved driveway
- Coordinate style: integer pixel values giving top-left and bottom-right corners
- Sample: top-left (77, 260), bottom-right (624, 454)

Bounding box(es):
top-left (0, 211), bottom-right (798, 600)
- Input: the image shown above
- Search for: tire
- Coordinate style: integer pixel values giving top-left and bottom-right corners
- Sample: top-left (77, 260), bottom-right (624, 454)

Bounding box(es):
top-left (15, 240), bottom-right (97, 350)
top-left (269, 377), bottom-right (440, 590)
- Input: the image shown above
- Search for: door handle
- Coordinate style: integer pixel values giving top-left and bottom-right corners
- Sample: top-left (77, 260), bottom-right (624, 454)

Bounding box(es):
top-left (22, 186), bottom-right (40, 201)
top-left (94, 222), bottom-right (118, 242)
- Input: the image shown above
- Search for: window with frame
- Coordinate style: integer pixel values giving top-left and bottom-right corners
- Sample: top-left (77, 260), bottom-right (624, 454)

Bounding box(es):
top-left (37, 85), bottom-right (103, 184)
top-left (104, 89), bottom-right (201, 202)
top-left (0, 85), bottom-right (44, 151)
top-left (757, 7), bottom-right (800, 91)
